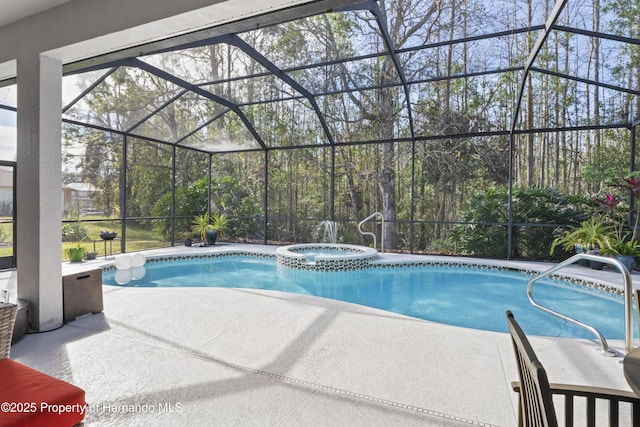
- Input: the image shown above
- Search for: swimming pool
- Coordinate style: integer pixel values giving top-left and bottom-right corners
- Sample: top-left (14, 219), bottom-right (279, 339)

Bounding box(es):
top-left (102, 254), bottom-right (635, 339)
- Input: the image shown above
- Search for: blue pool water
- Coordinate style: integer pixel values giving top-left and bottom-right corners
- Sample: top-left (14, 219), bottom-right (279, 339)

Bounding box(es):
top-left (102, 255), bottom-right (635, 339)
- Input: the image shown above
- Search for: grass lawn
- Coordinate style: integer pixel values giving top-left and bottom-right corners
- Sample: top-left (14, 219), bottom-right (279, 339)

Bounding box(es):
top-left (65, 218), bottom-right (170, 260)
top-left (0, 217), bottom-right (174, 261)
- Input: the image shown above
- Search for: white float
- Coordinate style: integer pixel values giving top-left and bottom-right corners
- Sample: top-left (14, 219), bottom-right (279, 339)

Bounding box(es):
top-left (131, 266), bottom-right (146, 280)
top-left (114, 254), bottom-right (132, 270)
top-left (114, 268), bottom-right (132, 285)
top-left (131, 253), bottom-right (146, 267)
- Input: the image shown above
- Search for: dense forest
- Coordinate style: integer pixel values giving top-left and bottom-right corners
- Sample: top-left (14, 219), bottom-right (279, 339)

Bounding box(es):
top-left (59, 0), bottom-right (640, 259)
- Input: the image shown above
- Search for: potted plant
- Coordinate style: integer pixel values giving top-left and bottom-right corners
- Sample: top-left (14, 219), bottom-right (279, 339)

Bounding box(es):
top-left (592, 188), bottom-right (639, 271)
top-left (66, 242), bottom-right (86, 263)
top-left (191, 213), bottom-right (214, 245)
top-left (550, 219), bottom-right (614, 254)
top-left (178, 230), bottom-right (194, 247)
top-left (65, 208), bottom-right (87, 262)
top-left (603, 237), bottom-right (639, 273)
top-left (550, 218), bottom-right (614, 269)
top-left (210, 213), bottom-right (230, 244)
top-left (191, 213), bottom-right (231, 246)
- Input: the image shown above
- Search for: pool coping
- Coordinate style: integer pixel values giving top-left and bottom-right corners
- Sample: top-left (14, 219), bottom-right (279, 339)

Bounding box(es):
top-left (92, 243), bottom-right (638, 299)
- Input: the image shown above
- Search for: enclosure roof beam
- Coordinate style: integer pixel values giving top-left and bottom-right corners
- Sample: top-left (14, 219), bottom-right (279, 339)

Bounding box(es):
top-left (511, 0), bottom-right (568, 134)
top-left (62, 65), bottom-right (518, 121)
top-left (198, 66), bottom-right (523, 108)
top-left (128, 58), bottom-right (268, 151)
top-left (126, 89), bottom-right (190, 133)
top-left (175, 111), bottom-right (227, 146)
top-left (57, 0), bottom-right (358, 77)
top-left (63, 58), bottom-right (138, 76)
top-left (4, 21), bottom-right (422, 87)
top-left (62, 117), bottom-right (213, 155)
top-left (206, 121), bottom-right (630, 153)
top-left (398, 26), bottom-right (545, 53)
top-left (554, 26), bottom-right (640, 46)
top-left (334, 0), bottom-right (418, 151)
top-left (366, 0), bottom-right (417, 142)
top-left (188, 25), bottom-right (537, 88)
top-left (531, 66), bottom-right (640, 97)
top-left (62, 67), bottom-right (119, 113)
top-left (62, 113), bottom-right (630, 157)
top-left (223, 34), bottom-right (336, 145)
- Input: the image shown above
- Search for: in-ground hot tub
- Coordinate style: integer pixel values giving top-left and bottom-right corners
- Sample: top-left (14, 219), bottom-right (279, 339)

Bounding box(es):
top-left (276, 243), bottom-right (377, 271)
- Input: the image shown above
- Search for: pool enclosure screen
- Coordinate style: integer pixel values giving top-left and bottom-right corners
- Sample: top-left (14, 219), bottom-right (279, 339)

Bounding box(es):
top-left (1, 0), bottom-right (640, 260)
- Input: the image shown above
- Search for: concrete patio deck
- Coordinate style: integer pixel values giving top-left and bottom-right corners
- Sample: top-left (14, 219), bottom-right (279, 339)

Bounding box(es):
top-left (3, 244), bottom-right (639, 426)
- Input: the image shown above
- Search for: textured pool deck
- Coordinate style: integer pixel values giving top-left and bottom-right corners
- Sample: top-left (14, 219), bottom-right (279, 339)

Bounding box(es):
top-left (3, 243), bottom-right (640, 426)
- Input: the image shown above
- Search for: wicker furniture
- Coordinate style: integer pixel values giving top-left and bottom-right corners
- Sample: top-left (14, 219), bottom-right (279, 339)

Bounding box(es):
top-left (507, 310), bottom-right (640, 426)
top-left (11, 299), bottom-right (29, 343)
top-left (0, 302), bottom-right (86, 426)
top-left (0, 302), bottom-right (16, 359)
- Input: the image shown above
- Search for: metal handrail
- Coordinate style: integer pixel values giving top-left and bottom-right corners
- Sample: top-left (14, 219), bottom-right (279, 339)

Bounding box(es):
top-left (358, 212), bottom-right (384, 253)
top-left (527, 253), bottom-right (634, 356)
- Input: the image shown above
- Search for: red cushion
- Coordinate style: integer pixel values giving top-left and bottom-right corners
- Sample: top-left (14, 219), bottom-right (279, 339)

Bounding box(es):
top-left (0, 358), bottom-right (85, 427)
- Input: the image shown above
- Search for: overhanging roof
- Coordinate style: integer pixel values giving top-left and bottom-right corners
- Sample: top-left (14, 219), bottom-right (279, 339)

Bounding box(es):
top-left (1, 0), bottom-right (639, 155)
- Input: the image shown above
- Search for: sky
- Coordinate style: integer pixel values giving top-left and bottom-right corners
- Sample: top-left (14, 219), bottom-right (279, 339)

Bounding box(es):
top-left (0, 109), bottom-right (15, 128)
top-left (0, 125), bottom-right (16, 161)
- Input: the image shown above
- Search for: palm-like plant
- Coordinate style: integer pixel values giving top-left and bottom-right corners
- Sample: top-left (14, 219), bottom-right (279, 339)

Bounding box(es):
top-left (191, 213), bottom-right (212, 241)
top-left (210, 213), bottom-right (230, 237)
top-left (191, 212), bottom-right (231, 242)
top-left (606, 238), bottom-right (640, 256)
top-left (550, 218), bottom-right (615, 255)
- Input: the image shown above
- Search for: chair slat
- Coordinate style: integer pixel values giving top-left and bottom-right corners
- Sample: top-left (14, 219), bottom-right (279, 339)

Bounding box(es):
top-left (608, 398), bottom-right (619, 427)
top-left (507, 311), bottom-right (640, 427)
top-left (586, 395), bottom-right (596, 427)
top-left (564, 395), bottom-right (574, 427)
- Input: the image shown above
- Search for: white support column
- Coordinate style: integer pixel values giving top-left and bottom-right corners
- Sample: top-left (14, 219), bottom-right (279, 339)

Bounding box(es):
top-left (16, 53), bottom-right (63, 332)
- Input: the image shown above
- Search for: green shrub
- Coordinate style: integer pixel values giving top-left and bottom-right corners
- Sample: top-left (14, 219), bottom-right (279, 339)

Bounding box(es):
top-left (447, 186), bottom-right (590, 259)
